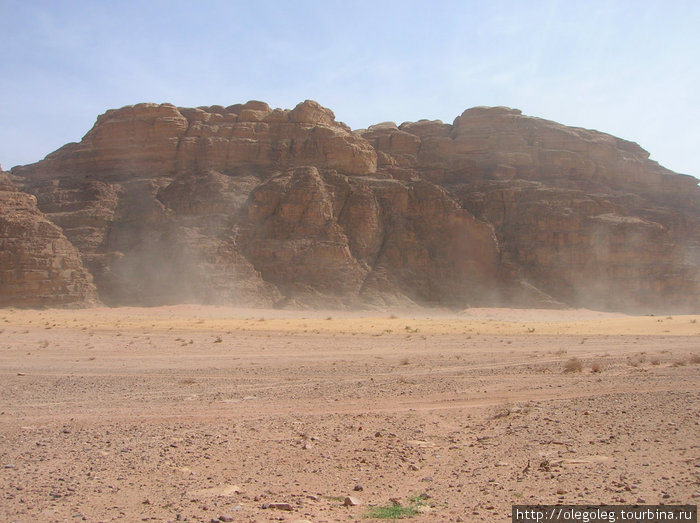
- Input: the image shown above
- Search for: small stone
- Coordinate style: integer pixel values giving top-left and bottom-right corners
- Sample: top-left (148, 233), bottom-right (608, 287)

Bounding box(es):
top-left (353, 485), bottom-right (363, 491)
top-left (408, 464), bottom-right (419, 471)
top-left (556, 489), bottom-right (566, 495)
top-left (344, 496), bottom-right (362, 506)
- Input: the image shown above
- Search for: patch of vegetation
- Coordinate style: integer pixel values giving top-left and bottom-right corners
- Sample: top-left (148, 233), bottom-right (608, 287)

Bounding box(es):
top-left (364, 503), bottom-right (419, 519)
top-left (364, 494), bottom-right (429, 520)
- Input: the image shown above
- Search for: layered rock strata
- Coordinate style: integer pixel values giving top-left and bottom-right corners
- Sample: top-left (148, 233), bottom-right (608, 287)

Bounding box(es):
top-left (0, 172), bottom-right (97, 307)
top-left (7, 101), bottom-right (699, 312)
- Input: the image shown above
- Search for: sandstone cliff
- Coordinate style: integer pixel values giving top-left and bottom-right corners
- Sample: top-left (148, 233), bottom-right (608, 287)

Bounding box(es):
top-left (0, 172), bottom-right (98, 307)
top-left (8, 101), bottom-right (700, 312)
top-left (360, 107), bottom-right (700, 312)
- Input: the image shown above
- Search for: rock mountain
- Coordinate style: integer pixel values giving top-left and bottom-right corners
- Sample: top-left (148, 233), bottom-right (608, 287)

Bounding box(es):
top-left (3, 100), bottom-right (699, 312)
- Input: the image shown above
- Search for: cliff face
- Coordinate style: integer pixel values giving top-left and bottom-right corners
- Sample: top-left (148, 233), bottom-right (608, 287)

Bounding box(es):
top-left (8, 101), bottom-right (700, 312)
top-left (0, 172), bottom-right (98, 307)
top-left (361, 107), bottom-right (700, 312)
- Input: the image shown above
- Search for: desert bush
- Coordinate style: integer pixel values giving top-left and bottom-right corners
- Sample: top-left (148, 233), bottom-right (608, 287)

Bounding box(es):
top-left (563, 357), bottom-right (583, 373)
top-left (365, 503), bottom-right (419, 519)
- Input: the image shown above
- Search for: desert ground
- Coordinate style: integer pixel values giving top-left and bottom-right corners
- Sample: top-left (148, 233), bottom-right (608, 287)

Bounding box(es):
top-left (0, 306), bottom-right (698, 522)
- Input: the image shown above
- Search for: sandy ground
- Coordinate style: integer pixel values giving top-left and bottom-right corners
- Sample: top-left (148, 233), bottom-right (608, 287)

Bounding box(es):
top-left (0, 306), bottom-right (698, 522)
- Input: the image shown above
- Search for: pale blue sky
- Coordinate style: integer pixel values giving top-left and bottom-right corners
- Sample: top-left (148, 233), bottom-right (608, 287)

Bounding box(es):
top-left (1, 0), bottom-right (699, 179)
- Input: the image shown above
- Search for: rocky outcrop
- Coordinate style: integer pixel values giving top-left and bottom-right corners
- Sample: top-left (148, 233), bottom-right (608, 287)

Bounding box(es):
top-left (456, 180), bottom-right (698, 312)
top-left (18, 100), bottom-right (376, 180)
top-left (362, 106), bottom-right (700, 210)
top-left (241, 167), bottom-right (500, 307)
top-left (360, 107), bottom-right (700, 312)
top-left (0, 172), bottom-right (98, 307)
top-left (7, 101), bottom-right (700, 312)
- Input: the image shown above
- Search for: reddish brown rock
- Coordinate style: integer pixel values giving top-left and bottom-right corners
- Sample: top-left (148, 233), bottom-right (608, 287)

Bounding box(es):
top-left (456, 180), bottom-right (699, 312)
top-left (367, 106), bottom-right (700, 312)
top-left (7, 101), bottom-right (699, 312)
top-left (15, 100), bottom-right (376, 180)
top-left (241, 167), bottom-right (500, 307)
top-left (0, 172), bottom-right (98, 307)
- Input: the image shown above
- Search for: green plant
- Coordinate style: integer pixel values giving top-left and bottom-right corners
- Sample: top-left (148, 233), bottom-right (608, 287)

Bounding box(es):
top-left (364, 494), bottom-right (428, 519)
top-left (364, 503), bottom-right (419, 519)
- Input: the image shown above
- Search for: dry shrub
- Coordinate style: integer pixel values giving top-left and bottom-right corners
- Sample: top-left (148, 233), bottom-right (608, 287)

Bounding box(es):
top-left (628, 354), bottom-right (646, 367)
top-left (590, 362), bottom-right (602, 373)
top-left (689, 354), bottom-right (700, 364)
top-left (563, 357), bottom-right (583, 373)
top-left (650, 357), bottom-right (661, 366)
top-left (492, 403), bottom-right (513, 419)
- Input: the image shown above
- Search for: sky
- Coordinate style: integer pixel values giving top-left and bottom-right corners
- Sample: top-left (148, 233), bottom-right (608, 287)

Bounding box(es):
top-left (1, 0), bottom-right (699, 180)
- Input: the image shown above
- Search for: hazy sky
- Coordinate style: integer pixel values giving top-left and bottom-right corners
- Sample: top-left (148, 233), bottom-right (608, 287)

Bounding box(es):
top-left (1, 0), bottom-right (699, 179)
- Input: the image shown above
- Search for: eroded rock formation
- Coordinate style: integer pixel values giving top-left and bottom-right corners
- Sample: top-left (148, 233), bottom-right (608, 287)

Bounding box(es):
top-left (0, 172), bottom-right (98, 307)
top-left (6, 101), bottom-right (699, 312)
